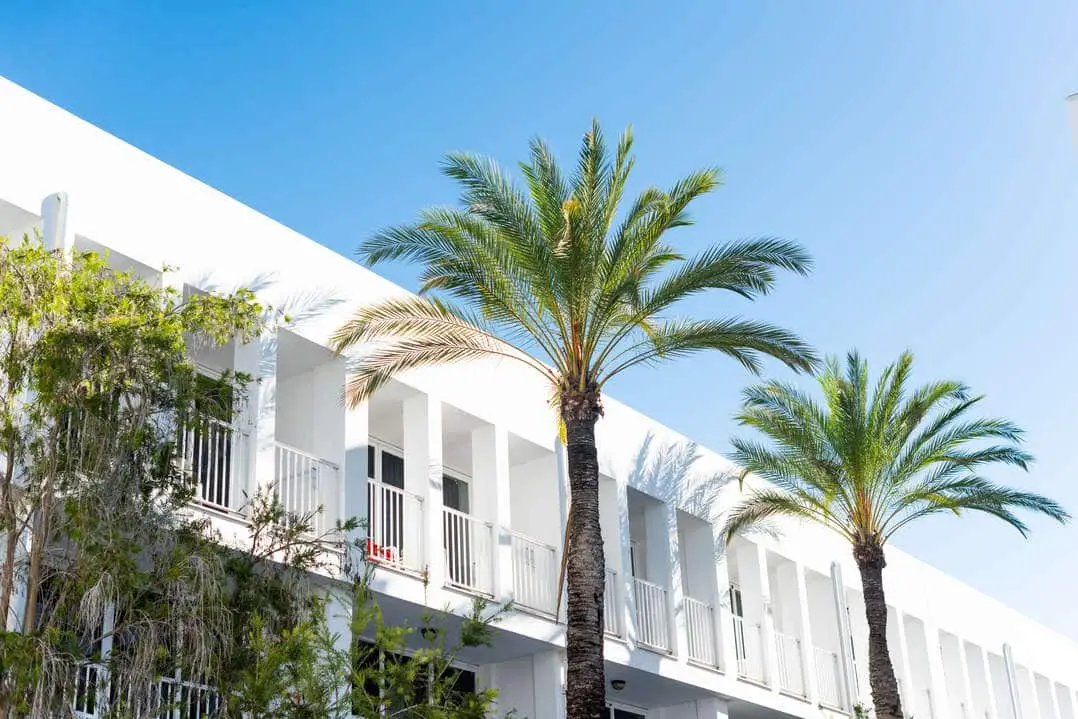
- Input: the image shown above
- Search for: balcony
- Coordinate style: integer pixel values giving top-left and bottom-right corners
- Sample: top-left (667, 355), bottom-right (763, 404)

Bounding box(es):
top-left (72, 663), bottom-right (221, 719)
top-left (273, 442), bottom-right (341, 535)
top-left (632, 576), bottom-right (671, 653)
top-left (814, 645), bottom-right (844, 710)
top-left (733, 614), bottom-right (767, 684)
top-left (179, 414), bottom-right (247, 513)
top-left (366, 477), bottom-right (425, 574)
top-left (775, 629), bottom-right (807, 698)
top-left (442, 506), bottom-right (495, 595)
top-left (510, 531), bottom-right (558, 616)
top-left (604, 568), bottom-right (621, 636)
top-left (685, 596), bottom-right (719, 667)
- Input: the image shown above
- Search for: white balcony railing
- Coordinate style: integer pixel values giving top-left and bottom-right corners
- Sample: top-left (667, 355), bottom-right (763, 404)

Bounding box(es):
top-left (443, 507), bottom-right (495, 595)
top-left (775, 629), bottom-right (806, 697)
top-left (509, 531), bottom-right (558, 615)
top-left (72, 664), bottom-right (220, 718)
top-left (733, 615), bottom-right (766, 683)
top-left (604, 568), bottom-right (621, 636)
top-left (179, 415), bottom-right (246, 512)
top-left (273, 442), bottom-right (340, 535)
top-left (814, 645), bottom-right (845, 709)
top-left (366, 479), bottom-right (424, 573)
top-left (685, 596), bottom-right (719, 667)
top-left (632, 576), bottom-right (671, 652)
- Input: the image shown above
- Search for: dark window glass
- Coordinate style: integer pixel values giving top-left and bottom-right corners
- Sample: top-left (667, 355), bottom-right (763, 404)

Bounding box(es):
top-left (367, 445), bottom-right (375, 479)
top-left (442, 475), bottom-right (468, 512)
top-left (382, 451), bottom-right (404, 489)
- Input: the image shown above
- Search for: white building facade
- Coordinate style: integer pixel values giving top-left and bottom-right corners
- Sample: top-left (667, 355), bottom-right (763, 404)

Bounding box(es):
top-left (1, 75), bottom-right (1077, 719)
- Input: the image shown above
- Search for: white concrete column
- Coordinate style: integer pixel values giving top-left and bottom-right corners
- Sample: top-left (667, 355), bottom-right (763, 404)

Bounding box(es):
top-left (957, 639), bottom-right (977, 719)
top-left (532, 650), bottom-right (566, 719)
top-left (252, 331), bottom-right (278, 499)
top-left (41, 192), bottom-right (73, 254)
top-left (755, 544), bottom-right (780, 692)
top-left (714, 549), bottom-right (738, 675)
top-left (830, 562), bottom-right (856, 711)
top-left (981, 647), bottom-right (1001, 719)
top-left (792, 562), bottom-right (819, 704)
top-left (1026, 670), bottom-right (1043, 719)
top-left (1049, 681), bottom-right (1064, 719)
top-left (1003, 644), bottom-right (1024, 719)
top-left (695, 697), bottom-right (729, 719)
top-left (232, 333), bottom-right (261, 512)
top-left (403, 393), bottom-right (444, 588)
top-left (656, 502), bottom-right (685, 658)
top-left (472, 424), bottom-right (512, 599)
top-left (894, 610), bottom-right (917, 710)
top-left (617, 481), bottom-right (637, 642)
top-left (342, 399), bottom-right (369, 577)
top-left (923, 622), bottom-right (952, 719)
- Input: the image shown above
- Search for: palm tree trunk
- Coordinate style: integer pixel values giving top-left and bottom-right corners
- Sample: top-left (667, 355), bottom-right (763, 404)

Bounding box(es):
top-left (563, 413), bottom-right (606, 719)
top-left (853, 543), bottom-right (903, 719)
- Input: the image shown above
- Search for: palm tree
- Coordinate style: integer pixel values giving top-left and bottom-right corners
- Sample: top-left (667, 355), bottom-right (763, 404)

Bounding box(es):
top-left (721, 351), bottom-right (1068, 719)
top-left (332, 121), bottom-right (817, 719)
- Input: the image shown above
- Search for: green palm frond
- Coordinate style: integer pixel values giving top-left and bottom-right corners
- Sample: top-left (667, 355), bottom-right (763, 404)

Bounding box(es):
top-left (721, 350), bottom-right (1069, 548)
top-left (337, 121), bottom-right (816, 406)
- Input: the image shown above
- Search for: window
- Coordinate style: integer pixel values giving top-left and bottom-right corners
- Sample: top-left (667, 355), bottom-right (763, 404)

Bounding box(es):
top-left (353, 640), bottom-right (476, 717)
top-left (606, 703), bottom-right (647, 719)
top-left (366, 443), bottom-right (407, 561)
top-left (442, 473), bottom-right (468, 512)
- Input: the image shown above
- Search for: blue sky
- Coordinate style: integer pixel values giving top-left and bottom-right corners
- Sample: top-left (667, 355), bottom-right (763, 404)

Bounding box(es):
top-left (2, 1), bottom-right (1077, 638)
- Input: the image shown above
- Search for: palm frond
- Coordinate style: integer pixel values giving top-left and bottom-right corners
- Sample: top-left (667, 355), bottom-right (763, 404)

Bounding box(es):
top-left (724, 351), bottom-right (1068, 549)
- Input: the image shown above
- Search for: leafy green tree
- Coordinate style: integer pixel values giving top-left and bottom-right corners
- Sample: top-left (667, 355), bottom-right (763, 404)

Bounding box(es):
top-left (332, 121), bottom-right (816, 719)
top-left (721, 351), bottom-right (1068, 719)
top-left (0, 234), bottom-right (262, 715)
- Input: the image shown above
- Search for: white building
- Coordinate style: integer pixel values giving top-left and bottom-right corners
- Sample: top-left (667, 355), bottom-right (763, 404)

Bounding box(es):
top-left (1, 74), bottom-right (1077, 719)
top-left (1069, 93), bottom-right (1078, 158)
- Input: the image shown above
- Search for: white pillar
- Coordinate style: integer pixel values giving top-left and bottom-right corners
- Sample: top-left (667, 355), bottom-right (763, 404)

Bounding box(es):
top-left (232, 333), bottom-right (261, 512)
top-left (923, 622), bottom-right (951, 719)
top-left (253, 332), bottom-right (278, 499)
top-left (695, 697), bottom-right (729, 719)
top-left (793, 562), bottom-right (819, 704)
top-left (472, 424), bottom-right (512, 599)
top-left (652, 502), bottom-right (684, 657)
top-left (617, 481), bottom-right (637, 642)
top-left (41, 192), bottom-right (73, 253)
top-left (342, 399), bottom-right (369, 577)
top-left (403, 393), bottom-right (444, 589)
top-left (714, 549), bottom-right (738, 675)
top-left (1049, 681), bottom-right (1064, 719)
top-left (830, 562), bottom-right (856, 711)
top-left (981, 647), bottom-right (1001, 719)
top-left (1003, 644), bottom-right (1024, 719)
top-left (532, 650), bottom-right (565, 719)
top-left (894, 610), bottom-right (917, 710)
top-left (957, 639), bottom-right (977, 719)
top-left (755, 544), bottom-right (780, 692)
top-left (1026, 670), bottom-right (1043, 719)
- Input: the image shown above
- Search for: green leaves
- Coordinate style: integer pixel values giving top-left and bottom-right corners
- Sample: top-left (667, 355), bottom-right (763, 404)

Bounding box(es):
top-left (722, 350), bottom-right (1069, 548)
top-left (338, 122), bottom-right (816, 412)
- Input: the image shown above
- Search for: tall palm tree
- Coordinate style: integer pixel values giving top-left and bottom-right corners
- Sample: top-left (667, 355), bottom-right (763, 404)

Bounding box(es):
top-left (332, 121), bottom-right (817, 719)
top-left (721, 351), bottom-right (1068, 719)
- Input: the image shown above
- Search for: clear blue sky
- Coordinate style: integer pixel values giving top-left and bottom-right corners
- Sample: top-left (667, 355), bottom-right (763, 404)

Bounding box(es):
top-left (2, 1), bottom-right (1077, 638)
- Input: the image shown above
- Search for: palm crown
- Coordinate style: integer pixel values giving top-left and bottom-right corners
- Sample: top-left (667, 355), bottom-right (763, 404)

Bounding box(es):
top-left (331, 121), bottom-right (817, 410)
top-left (723, 350), bottom-right (1069, 548)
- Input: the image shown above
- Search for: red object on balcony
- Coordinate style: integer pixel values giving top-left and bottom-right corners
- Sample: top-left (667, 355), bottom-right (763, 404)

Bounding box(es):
top-left (366, 539), bottom-right (397, 562)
